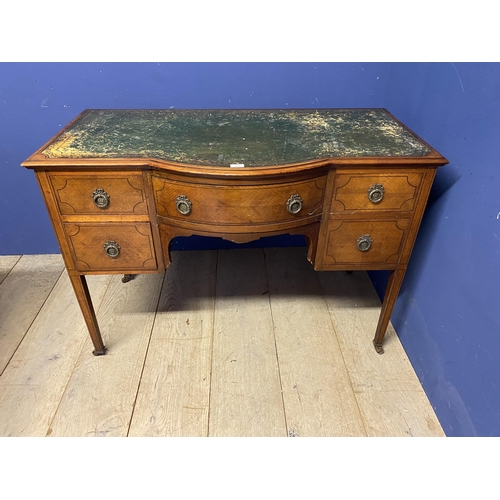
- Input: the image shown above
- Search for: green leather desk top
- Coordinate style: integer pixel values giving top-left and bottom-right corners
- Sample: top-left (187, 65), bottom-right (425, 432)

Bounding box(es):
top-left (40, 108), bottom-right (434, 167)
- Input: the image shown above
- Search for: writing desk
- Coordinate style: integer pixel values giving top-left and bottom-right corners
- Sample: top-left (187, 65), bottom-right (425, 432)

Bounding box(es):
top-left (22, 109), bottom-right (448, 355)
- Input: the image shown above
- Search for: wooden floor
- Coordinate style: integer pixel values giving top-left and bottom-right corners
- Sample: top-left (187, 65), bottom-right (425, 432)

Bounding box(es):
top-left (0, 248), bottom-right (444, 437)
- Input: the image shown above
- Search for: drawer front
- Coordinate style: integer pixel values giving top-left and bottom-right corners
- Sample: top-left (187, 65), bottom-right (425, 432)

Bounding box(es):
top-left (49, 173), bottom-right (148, 215)
top-left (331, 172), bottom-right (422, 213)
top-left (322, 219), bottom-right (409, 266)
top-left (153, 176), bottom-right (326, 225)
top-left (64, 223), bottom-right (157, 271)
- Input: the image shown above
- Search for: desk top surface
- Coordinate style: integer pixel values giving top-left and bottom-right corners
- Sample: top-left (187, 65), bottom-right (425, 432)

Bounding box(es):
top-left (36, 109), bottom-right (443, 168)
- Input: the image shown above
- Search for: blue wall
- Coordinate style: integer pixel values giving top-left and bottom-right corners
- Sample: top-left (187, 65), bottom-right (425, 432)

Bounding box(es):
top-left (1, 62), bottom-right (499, 436)
top-left (375, 63), bottom-right (500, 437)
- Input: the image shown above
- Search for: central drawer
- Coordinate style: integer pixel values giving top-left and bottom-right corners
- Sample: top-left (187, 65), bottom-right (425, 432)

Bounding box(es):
top-left (152, 176), bottom-right (326, 226)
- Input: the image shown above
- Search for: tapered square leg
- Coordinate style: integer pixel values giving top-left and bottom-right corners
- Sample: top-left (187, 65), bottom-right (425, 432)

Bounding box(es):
top-left (373, 269), bottom-right (406, 354)
top-left (67, 272), bottom-right (107, 355)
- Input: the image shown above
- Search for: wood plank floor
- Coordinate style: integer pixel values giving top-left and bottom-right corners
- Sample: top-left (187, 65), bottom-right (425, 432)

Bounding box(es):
top-left (0, 248), bottom-right (444, 437)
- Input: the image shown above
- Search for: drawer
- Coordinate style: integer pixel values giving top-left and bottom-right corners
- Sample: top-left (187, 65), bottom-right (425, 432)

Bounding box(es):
top-left (330, 172), bottom-right (422, 213)
top-left (153, 176), bottom-right (326, 225)
top-left (64, 223), bottom-right (157, 271)
top-left (322, 219), bottom-right (409, 266)
top-left (49, 173), bottom-right (148, 215)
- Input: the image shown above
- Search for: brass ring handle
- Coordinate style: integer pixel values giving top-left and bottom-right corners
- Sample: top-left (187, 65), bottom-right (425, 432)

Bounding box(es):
top-left (367, 184), bottom-right (385, 204)
top-left (92, 188), bottom-right (110, 208)
top-left (176, 195), bottom-right (192, 215)
top-left (286, 194), bottom-right (303, 214)
top-left (104, 240), bottom-right (121, 258)
top-left (357, 234), bottom-right (373, 252)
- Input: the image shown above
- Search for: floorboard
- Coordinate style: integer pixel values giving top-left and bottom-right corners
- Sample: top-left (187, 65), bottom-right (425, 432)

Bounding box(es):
top-left (0, 255), bottom-right (21, 285)
top-left (265, 247), bottom-right (366, 437)
top-left (129, 250), bottom-right (217, 437)
top-left (318, 269), bottom-right (445, 436)
top-left (0, 250), bottom-right (445, 437)
top-left (0, 272), bottom-right (110, 437)
top-left (48, 273), bottom-right (164, 437)
top-left (0, 255), bottom-right (65, 374)
top-left (209, 249), bottom-right (287, 437)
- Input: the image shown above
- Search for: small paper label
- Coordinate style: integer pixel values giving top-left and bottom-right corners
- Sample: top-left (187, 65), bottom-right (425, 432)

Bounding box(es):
top-left (230, 163), bottom-right (245, 168)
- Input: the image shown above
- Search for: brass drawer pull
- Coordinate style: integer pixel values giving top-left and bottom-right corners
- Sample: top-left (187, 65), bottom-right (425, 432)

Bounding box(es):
top-left (104, 240), bottom-right (121, 258)
top-left (286, 194), bottom-right (303, 214)
top-left (357, 234), bottom-right (373, 252)
top-left (176, 195), bottom-right (192, 215)
top-left (367, 184), bottom-right (385, 204)
top-left (92, 188), bottom-right (110, 208)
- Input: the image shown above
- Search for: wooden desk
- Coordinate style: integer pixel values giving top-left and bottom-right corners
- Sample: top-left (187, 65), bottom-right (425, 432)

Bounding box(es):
top-left (22, 109), bottom-right (448, 355)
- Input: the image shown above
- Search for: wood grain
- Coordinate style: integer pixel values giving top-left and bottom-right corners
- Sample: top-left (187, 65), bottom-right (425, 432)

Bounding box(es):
top-left (331, 171), bottom-right (422, 212)
top-left (323, 219), bottom-right (409, 266)
top-left (0, 255), bottom-right (21, 284)
top-left (265, 247), bottom-right (367, 437)
top-left (129, 250), bottom-right (217, 437)
top-left (47, 272), bottom-right (164, 437)
top-left (318, 270), bottom-right (421, 392)
top-left (355, 390), bottom-right (445, 437)
top-left (0, 255), bottom-right (65, 374)
top-left (49, 172), bottom-right (148, 215)
top-left (153, 175), bottom-right (326, 225)
top-left (0, 272), bottom-right (111, 436)
top-left (0, 250), bottom-right (444, 437)
top-left (65, 222), bottom-right (157, 272)
top-left (209, 249), bottom-right (287, 437)
top-left (318, 270), bottom-right (444, 436)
